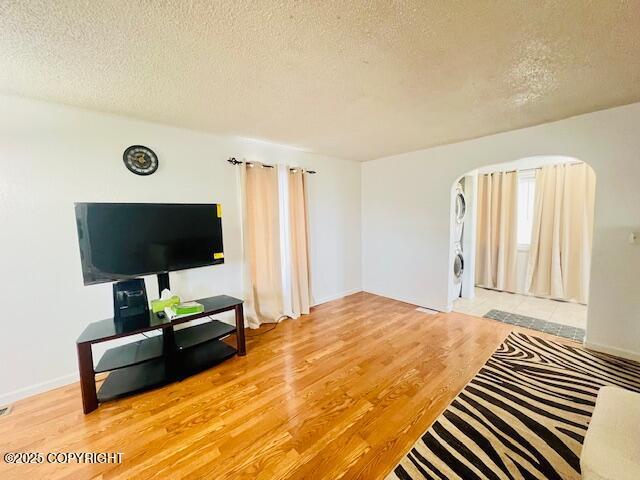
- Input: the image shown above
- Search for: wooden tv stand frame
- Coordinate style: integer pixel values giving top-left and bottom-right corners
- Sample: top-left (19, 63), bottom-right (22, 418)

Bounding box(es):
top-left (76, 295), bottom-right (245, 414)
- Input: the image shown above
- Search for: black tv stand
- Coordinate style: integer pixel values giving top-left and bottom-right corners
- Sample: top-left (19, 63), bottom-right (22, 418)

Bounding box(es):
top-left (76, 295), bottom-right (245, 414)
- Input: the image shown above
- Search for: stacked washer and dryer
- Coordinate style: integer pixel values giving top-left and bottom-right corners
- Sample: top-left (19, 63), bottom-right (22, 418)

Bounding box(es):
top-left (452, 181), bottom-right (467, 298)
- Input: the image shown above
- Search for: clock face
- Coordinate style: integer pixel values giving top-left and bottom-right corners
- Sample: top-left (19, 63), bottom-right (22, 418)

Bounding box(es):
top-left (123, 145), bottom-right (159, 176)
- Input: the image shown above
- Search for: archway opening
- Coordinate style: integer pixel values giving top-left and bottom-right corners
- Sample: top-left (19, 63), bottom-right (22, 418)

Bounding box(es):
top-left (448, 155), bottom-right (596, 342)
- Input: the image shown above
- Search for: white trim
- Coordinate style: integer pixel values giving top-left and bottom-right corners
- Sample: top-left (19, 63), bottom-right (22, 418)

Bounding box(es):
top-left (416, 307), bottom-right (440, 315)
top-left (362, 288), bottom-right (448, 312)
top-left (0, 372), bottom-right (78, 405)
top-left (311, 288), bottom-right (362, 307)
top-left (583, 340), bottom-right (640, 363)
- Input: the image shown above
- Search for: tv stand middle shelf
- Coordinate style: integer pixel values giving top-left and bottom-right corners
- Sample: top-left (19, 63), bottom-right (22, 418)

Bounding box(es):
top-left (76, 295), bottom-right (246, 414)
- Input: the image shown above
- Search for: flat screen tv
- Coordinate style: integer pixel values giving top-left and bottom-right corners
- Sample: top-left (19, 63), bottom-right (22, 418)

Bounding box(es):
top-left (75, 203), bottom-right (224, 285)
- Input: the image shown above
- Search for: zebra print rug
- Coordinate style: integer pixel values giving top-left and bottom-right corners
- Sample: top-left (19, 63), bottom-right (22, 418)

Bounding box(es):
top-left (387, 332), bottom-right (640, 480)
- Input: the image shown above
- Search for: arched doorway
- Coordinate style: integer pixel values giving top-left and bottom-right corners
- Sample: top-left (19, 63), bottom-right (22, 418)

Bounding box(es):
top-left (448, 155), bottom-right (596, 342)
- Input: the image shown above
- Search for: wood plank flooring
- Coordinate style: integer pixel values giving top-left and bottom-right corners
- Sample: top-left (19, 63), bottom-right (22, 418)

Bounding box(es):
top-left (0, 292), bottom-right (572, 479)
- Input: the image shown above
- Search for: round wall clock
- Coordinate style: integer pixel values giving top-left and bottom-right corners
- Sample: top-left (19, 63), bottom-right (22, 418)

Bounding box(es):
top-left (123, 145), bottom-right (159, 176)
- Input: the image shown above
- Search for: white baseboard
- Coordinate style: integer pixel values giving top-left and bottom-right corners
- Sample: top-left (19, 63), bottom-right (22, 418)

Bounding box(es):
top-left (0, 291), bottom-right (362, 404)
top-left (0, 287), bottom-right (445, 406)
top-left (416, 307), bottom-right (440, 315)
top-left (361, 288), bottom-right (416, 306)
top-left (583, 340), bottom-right (640, 362)
top-left (311, 288), bottom-right (362, 307)
top-left (0, 372), bottom-right (79, 406)
top-left (362, 288), bottom-right (448, 312)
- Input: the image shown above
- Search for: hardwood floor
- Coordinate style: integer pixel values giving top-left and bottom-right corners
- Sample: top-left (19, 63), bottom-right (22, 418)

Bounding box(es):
top-left (0, 292), bottom-right (570, 479)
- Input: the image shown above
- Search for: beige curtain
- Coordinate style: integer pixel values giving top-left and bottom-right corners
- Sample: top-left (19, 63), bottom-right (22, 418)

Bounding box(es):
top-left (525, 163), bottom-right (595, 303)
top-left (240, 164), bottom-right (284, 327)
top-left (287, 170), bottom-right (312, 317)
top-left (475, 171), bottom-right (519, 292)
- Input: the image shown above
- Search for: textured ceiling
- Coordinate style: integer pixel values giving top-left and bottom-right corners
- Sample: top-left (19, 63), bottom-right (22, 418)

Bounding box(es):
top-left (1, 1), bottom-right (639, 161)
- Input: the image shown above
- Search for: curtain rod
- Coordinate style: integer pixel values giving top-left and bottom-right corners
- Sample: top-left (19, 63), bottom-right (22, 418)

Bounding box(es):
top-left (485, 161), bottom-right (584, 175)
top-left (227, 157), bottom-right (317, 174)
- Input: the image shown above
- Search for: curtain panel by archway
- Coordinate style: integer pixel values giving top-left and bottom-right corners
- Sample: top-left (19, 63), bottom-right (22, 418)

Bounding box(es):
top-left (475, 171), bottom-right (519, 292)
top-left (525, 163), bottom-right (595, 303)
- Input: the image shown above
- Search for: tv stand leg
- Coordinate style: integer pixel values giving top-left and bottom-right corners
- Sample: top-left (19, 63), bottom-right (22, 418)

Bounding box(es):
top-left (235, 304), bottom-right (246, 356)
top-left (77, 342), bottom-right (98, 414)
top-left (162, 327), bottom-right (178, 377)
top-left (162, 326), bottom-right (176, 354)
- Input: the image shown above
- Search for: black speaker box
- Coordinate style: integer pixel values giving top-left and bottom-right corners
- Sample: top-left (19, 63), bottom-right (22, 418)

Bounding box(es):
top-left (113, 278), bottom-right (149, 322)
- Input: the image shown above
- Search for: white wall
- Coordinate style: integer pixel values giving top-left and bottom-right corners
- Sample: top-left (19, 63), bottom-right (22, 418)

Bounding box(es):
top-left (362, 102), bottom-right (640, 360)
top-left (0, 95), bottom-right (361, 403)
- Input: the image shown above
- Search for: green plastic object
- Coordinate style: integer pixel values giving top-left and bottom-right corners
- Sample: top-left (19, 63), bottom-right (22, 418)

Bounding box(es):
top-left (171, 302), bottom-right (204, 316)
top-left (151, 295), bottom-right (181, 313)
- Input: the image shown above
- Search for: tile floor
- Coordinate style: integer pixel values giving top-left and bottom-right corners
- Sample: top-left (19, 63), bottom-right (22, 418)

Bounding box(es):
top-left (452, 287), bottom-right (587, 329)
top-left (483, 310), bottom-right (585, 341)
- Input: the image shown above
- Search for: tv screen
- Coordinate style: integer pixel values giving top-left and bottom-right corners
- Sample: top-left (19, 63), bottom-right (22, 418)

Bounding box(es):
top-left (75, 203), bottom-right (224, 285)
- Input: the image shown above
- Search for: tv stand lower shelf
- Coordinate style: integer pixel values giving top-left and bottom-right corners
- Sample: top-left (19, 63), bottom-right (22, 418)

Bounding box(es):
top-left (76, 295), bottom-right (245, 414)
top-left (98, 338), bottom-right (237, 402)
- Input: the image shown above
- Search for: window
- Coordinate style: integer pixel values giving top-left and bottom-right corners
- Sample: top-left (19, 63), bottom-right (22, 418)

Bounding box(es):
top-left (517, 171), bottom-right (536, 247)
